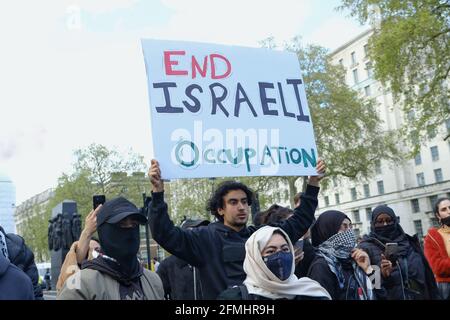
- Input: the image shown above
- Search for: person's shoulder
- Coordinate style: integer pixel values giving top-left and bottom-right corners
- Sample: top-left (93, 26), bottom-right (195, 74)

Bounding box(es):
top-left (143, 268), bottom-right (163, 283)
top-left (6, 262), bottom-right (31, 282)
top-left (308, 255), bottom-right (330, 274)
top-left (217, 286), bottom-right (243, 300)
top-left (425, 228), bottom-right (440, 238)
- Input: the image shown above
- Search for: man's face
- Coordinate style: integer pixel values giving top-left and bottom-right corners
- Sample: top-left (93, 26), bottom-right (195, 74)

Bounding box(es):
top-left (218, 189), bottom-right (249, 231)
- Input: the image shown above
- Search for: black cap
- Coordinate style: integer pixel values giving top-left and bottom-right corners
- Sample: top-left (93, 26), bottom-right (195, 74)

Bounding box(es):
top-left (180, 218), bottom-right (210, 229)
top-left (97, 197), bottom-right (147, 227)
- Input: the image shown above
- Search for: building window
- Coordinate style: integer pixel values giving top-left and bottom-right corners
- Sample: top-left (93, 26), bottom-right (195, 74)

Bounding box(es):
top-left (375, 160), bottom-right (382, 174)
top-left (430, 146), bottom-right (439, 161)
top-left (332, 177), bottom-right (338, 187)
top-left (351, 51), bottom-right (356, 64)
top-left (427, 127), bottom-right (437, 139)
top-left (414, 220), bottom-right (424, 239)
top-left (446, 118), bottom-right (450, 133)
top-left (377, 181), bottom-right (385, 195)
top-left (363, 44), bottom-right (368, 57)
top-left (335, 193), bottom-right (340, 204)
top-left (434, 168), bottom-right (443, 183)
top-left (411, 199), bottom-right (420, 213)
top-left (365, 62), bottom-right (373, 78)
top-left (352, 69), bottom-right (359, 84)
top-left (351, 188), bottom-right (357, 201)
top-left (366, 207), bottom-right (372, 221)
top-left (324, 196), bottom-right (329, 207)
top-left (352, 210), bottom-right (361, 223)
top-left (416, 173), bottom-right (425, 186)
top-left (363, 184), bottom-right (370, 198)
top-left (414, 153), bottom-right (422, 165)
top-left (339, 58), bottom-right (344, 66)
top-left (430, 217), bottom-right (440, 228)
top-left (364, 85), bottom-right (371, 96)
top-left (429, 195), bottom-right (438, 210)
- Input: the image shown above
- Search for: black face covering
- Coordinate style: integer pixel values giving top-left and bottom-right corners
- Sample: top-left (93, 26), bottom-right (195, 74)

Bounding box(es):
top-left (440, 216), bottom-right (450, 227)
top-left (374, 223), bottom-right (399, 239)
top-left (98, 223), bottom-right (140, 275)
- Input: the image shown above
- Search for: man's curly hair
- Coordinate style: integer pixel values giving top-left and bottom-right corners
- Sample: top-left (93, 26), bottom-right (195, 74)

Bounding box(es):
top-left (206, 180), bottom-right (253, 222)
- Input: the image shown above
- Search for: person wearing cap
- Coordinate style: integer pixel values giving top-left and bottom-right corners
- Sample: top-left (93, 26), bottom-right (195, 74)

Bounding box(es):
top-left (57, 197), bottom-right (164, 300)
top-left (157, 218), bottom-right (210, 300)
top-left (148, 159), bottom-right (326, 299)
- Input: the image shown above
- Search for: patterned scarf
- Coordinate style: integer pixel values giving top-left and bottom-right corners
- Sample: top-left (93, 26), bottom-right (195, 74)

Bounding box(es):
top-left (0, 229), bottom-right (9, 260)
top-left (317, 229), bottom-right (374, 299)
top-left (317, 229), bottom-right (356, 289)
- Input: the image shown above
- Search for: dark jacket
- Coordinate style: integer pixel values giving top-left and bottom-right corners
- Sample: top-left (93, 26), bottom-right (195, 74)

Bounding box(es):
top-left (308, 256), bottom-right (357, 300)
top-left (294, 239), bottom-right (315, 278)
top-left (217, 285), bottom-right (329, 300)
top-left (0, 253), bottom-right (34, 300)
top-left (149, 185), bottom-right (319, 300)
top-left (157, 255), bottom-right (201, 300)
top-left (1, 227), bottom-right (43, 300)
top-left (358, 234), bottom-right (440, 300)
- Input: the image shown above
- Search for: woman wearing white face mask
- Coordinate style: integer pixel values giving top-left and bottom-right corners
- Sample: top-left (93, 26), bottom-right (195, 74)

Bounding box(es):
top-left (308, 210), bottom-right (379, 300)
top-left (218, 226), bottom-right (331, 300)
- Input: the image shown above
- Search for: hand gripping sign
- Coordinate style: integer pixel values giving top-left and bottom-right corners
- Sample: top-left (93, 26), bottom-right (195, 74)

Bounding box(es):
top-left (141, 39), bottom-right (319, 179)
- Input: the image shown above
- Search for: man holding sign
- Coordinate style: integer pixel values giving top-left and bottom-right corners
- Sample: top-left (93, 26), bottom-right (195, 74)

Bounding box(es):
top-left (148, 159), bottom-right (325, 299)
top-left (142, 39), bottom-right (325, 299)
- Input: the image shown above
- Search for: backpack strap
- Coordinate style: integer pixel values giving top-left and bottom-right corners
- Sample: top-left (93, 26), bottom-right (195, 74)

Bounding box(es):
top-left (238, 285), bottom-right (249, 300)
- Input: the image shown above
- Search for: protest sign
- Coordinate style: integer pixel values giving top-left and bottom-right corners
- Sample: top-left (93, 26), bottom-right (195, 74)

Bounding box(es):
top-left (141, 39), bottom-right (318, 179)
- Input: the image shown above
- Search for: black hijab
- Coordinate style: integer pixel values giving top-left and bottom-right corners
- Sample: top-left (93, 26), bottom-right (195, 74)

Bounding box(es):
top-left (370, 205), bottom-right (406, 243)
top-left (311, 210), bottom-right (350, 247)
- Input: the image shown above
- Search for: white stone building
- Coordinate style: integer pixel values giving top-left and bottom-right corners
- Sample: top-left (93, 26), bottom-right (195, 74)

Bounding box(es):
top-left (14, 188), bottom-right (54, 237)
top-left (0, 172), bottom-right (16, 234)
top-left (317, 29), bottom-right (450, 239)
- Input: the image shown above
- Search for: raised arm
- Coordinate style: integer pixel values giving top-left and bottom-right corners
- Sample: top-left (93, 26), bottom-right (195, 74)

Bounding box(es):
top-left (280, 159), bottom-right (326, 244)
top-left (75, 205), bottom-right (100, 264)
top-left (148, 160), bottom-right (206, 267)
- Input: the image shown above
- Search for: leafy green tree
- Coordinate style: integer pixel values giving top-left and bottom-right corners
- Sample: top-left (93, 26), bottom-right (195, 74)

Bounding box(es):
top-left (20, 144), bottom-right (149, 259)
top-left (259, 38), bottom-right (404, 203)
top-left (338, 0), bottom-right (450, 151)
top-left (20, 205), bottom-right (50, 263)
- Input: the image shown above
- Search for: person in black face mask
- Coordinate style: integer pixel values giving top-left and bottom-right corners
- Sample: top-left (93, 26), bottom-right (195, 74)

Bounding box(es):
top-left (358, 205), bottom-right (440, 300)
top-left (58, 197), bottom-right (164, 300)
top-left (424, 197), bottom-right (450, 299)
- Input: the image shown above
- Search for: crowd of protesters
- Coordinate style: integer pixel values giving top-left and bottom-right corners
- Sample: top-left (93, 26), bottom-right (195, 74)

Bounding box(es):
top-left (1, 158), bottom-right (449, 300)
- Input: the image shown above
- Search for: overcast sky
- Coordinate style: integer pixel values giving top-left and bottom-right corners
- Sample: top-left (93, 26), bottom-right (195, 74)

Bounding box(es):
top-left (0, 0), bottom-right (368, 204)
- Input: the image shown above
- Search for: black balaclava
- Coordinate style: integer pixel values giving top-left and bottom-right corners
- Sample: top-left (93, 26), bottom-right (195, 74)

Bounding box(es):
top-left (370, 205), bottom-right (404, 241)
top-left (311, 210), bottom-right (349, 247)
top-left (97, 220), bottom-right (140, 275)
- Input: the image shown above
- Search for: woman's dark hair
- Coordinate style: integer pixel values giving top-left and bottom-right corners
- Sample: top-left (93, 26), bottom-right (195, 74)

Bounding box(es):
top-left (207, 180), bottom-right (253, 222)
top-left (271, 229), bottom-right (289, 245)
top-left (261, 204), bottom-right (293, 225)
top-left (434, 197), bottom-right (450, 218)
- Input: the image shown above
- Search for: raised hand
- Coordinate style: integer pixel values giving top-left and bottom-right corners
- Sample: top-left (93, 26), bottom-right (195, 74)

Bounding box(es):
top-left (307, 158), bottom-right (326, 187)
top-left (148, 159), bottom-right (164, 193)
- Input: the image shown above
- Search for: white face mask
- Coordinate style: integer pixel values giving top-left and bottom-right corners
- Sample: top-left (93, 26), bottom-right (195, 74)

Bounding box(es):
top-left (92, 249), bottom-right (100, 259)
